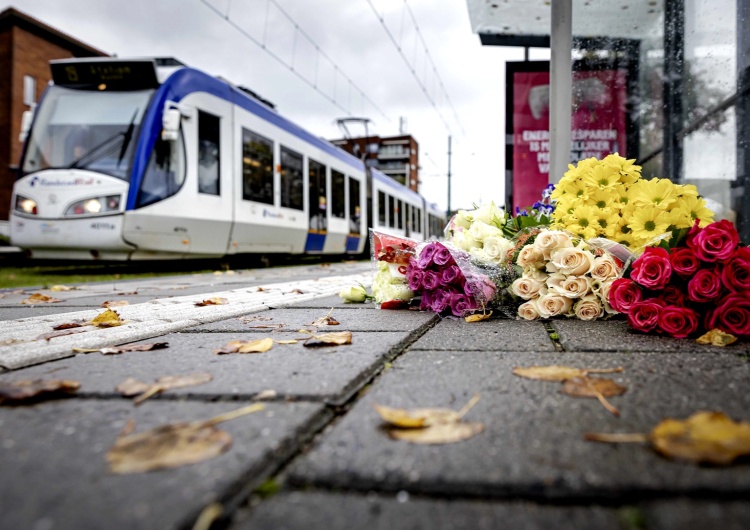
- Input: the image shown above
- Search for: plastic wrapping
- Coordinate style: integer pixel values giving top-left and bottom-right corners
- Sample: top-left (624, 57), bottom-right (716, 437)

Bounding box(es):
top-left (370, 230), bottom-right (418, 308)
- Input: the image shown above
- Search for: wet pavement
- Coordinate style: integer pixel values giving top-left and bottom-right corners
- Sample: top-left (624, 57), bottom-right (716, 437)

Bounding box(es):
top-left (0, 262), bottom-right (749, 529)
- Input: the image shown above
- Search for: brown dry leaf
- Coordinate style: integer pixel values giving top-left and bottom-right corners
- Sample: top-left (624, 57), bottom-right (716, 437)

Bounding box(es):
top-left (37, 328), bottom-right (89, 341)
top-left (213, 338), bottom-right (274, 354)
top-left (387, 422), bottom-right (485, 444)
top-left (696, 329), bottom-right (738, 347)
top-left (303, 331), bottom-right (352, 347)
top-left (88, 309), bottom-right (125, 328)
top-left (512, 365), bottom-right (624, 382)
top-left (21, 293), bottom-right (62, 305)
top-left (289, 289), bottom-right (305, 294)
top-left (256, 287), bottom-right (266, 292)
top-left (100, 342), bottom-right (169, 355)
top-left (50, 285), bottom-right (73, 292)
top-left (52, 322), bottom-right (85, 330)
top-left (0, 379), bottom-right (80, 404)
top-left (310, 308), bottom-right (340, 327)
top-left (116, 372), bottom-right (213, 405)
top-left (101, 300), bottom-right (130, 308)
top-left (195, 297), bottom-right (228, 307)
top-left (106, 403), bottom-right (264, 473)
top-left (465, 311), bottom-right (492, 323)
top-left (561, 376), bottom-right (627, 417)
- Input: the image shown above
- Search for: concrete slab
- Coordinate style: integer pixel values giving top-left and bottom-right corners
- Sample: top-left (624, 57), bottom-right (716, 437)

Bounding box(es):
top-left (0, 399), bottom-right (329, 530)
top-left (288, 349), bottom-right (750, 499)
top-left (552, 319), bottom-right (750, 355)
top-left (409, 318), bottom-right (556, 352)
top-left (188, 307), bottom-right (437, 333)
top-left (233, 491), bottom-right (621, 530)
top-left (284, 294), bottom-right (381, 310)
top-left (1, 330), bottom-right (421, 404)
top-left (646, 499), bottom-right (750, 529)
top-left (0, 306), bottom-right (102, 320)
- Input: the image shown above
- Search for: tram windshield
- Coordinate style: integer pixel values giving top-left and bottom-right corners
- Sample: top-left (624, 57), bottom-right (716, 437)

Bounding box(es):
top-left (21, 86), bottom-right (153, 181)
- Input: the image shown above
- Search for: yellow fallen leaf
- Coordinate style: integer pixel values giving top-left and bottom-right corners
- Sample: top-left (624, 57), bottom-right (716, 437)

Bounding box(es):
top-left (116, 372), bottom-right (213, 405)
top-left (374, 404), bottom-right (461, 428)
top-left (50, 285), bottom-right (73, 292)
top-left (213, 338), bottom-right (274, 354)
top-left (21, 293), bottom-right (62, 305)
top-left (273, 339), bottom-right (298, 345)
top-left (303, 331), bottom-right (352, 347)
top-left (88, 309), bottom-right (125, 328)
top-left (465, 311), bottom-right (492, 322)
top-left (101, 300), bottom-right (130, 308)
top-left (696, 329), bottom-right (738, 347)
top-left (387, 422), bottom-right (484, 444)
top-left (513, 365), bottom-right (624, 382)
top-left (561, 376), bottom-right (627, 417)
top-left (195, 297), bottom-right (229, 306)
top-left (0, 379), bottom-right (80, 403)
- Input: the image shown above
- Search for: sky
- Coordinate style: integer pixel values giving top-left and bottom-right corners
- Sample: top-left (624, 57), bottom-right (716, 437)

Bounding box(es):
top-left (9, 0), bottom-right (539, 212)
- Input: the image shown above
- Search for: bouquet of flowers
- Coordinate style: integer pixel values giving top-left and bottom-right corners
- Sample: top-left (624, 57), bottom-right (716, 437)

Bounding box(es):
top-left (510, 229), bottom-right (624, 321)
top-left (370, 231), bottom-right (417, 308)
top-left (550, 153), bottom-right (714, 250)
top-left (609, 220), bottom-right (750, 338)
top-left (444, 202), bottom-right (515, 265)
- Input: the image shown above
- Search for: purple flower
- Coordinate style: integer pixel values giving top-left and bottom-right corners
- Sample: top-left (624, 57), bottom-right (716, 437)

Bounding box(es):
top-left (406, 266), bottom-right (424, 291)
top-left (450, 293), bottom-right (478, 317)
top-left (465, 274), bottom-right (496, 303)
top-left (433, 243), bottom-right (455, 267)
top-left (418, 243), bottom-right (438, 269)
top-left (422, 270), bottom-right (440, 290)
top-left (430, 290), bottom-right (452, 314)
top-left (420, 290), bottom-right (434, 311)
top-left (440, 264), bottom-right (463, 286)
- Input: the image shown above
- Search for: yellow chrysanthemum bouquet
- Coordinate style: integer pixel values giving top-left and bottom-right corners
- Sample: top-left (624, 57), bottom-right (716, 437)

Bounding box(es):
top-left (550, 153), bottom-right (715, 251)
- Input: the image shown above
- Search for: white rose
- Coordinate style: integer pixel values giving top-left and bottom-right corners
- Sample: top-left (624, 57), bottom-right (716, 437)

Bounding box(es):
top-left (517, 245), bottom-right (545, 268)
top-left (471, 201), bottom-right (506, 227)
top-left (374, 283), bottom-right (413, 303)
top-left (559, 276), bottom-right (591, 299)
top-left (511, 277), bottom-right (545, 300)
top-left (536, 293), bottom-right (573, 318)
top-left (518, 299), bottom-right (541, 320)
top-left (451, 231), bottom-right (481, 252)
top-left (590, 254), bottom-right (622, 282)
top-left (482, 235), bottom-right (513, 263)
top-left (533, 230), bottom-right (573, 259)
top-left (468, 220), bottom-right (503, 243)
top-left (452, 210), bottom-right (472, 230)
top-left (523, 267), bottom-right (549, 282)
top-left (595, 280), bottom-right (618, 314)
top-left (339, 285), bottom-right (367, 303)
top-left (547, 247), bottom-right (595, 276)
top-left (545, 272), bottom-right (567, 295)
top-left (574, 294), bottom-right (604, 320)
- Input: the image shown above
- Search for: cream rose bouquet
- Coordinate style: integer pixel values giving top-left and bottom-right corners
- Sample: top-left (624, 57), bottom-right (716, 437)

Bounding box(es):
top-left (510, 229), bottom-right (624, 321)
top-left (445, 202), bottom-right (515, 265)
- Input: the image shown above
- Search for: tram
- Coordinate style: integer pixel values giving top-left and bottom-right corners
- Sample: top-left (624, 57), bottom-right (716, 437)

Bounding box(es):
top-left (11, 57), bottom-right (444, 260)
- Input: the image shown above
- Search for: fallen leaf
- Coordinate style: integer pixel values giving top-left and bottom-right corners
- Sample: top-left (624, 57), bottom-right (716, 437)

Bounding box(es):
top-left (696, 329), bottom-right (738, 347)
top-left (255, 389), bottom-right (278, 400)
top-left (249, 324), bottom-right (284, 330)
top-left (387, 422), bottom-right (485, 444)
top-left (289, 289), bottom-right (305, 294)
top-left (561, 376), bottom-right (627, 417)
top-left (310, 308), bottom-right (340, 326)
top-left (0, 379), bottom-right (80, 404)
top-left (21, 293), bottom-right (62, 305)
top-left (213, 338), bottom-right (274, 354)
top-left (99, 342), bottom-right (170, 355)
top-left (513, 365), bottom-right (624, 382)
top-left (106, 403), bottom-right (264, 473)
top-left (195, 297), bottom-right (228, 306)
top-left (116, 372), bottom-right (213, 405)
top-left (465, 311), bottom-right (492, 322)
top-left (49, 285), bottom-right (73, 292)
top-left (37, 328), bottom-right (89, 341)
top-left (303, 331), bottom-right (352, 347)
top-left (88, 309), bottom-right (125, 328)
top-left (273, 339), bottom-right (298, 344)
top-left (374, 404), bottom-right (461, 428)
top-left (101, 300), bottom-right (130, 308)
top-left (52, 322), bottom-right (85, 330)
top-left (256, 287), bottom-right (266, 292)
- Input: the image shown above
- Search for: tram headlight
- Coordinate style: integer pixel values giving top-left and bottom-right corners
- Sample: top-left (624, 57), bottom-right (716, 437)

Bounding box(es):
top-left (14, 195), bottom-right (38, 215)
top-left (64, 195), bottom-right (121, 216)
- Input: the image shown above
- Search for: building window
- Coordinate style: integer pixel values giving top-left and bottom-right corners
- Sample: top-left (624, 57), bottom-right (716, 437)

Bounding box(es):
top-left (198, 111), bottom-right (220, 195)
top-left (23, 75), bottom-right (36, 107)
top-left (280, 146), bottom-right (303, 210)
top-left (331, 169), bottom-right (346, 218)
top-left (242, 128), bottom-right (274, 204)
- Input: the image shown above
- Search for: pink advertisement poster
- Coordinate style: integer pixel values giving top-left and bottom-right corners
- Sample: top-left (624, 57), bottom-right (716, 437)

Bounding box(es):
top-left (512, 69), bottom-right (628, 211)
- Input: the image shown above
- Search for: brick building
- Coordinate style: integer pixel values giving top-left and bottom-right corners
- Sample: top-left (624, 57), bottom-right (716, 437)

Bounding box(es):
top-left (330, 134), bottom-right (420, 192)
top-left (0, 7), bottom-right (106, 221)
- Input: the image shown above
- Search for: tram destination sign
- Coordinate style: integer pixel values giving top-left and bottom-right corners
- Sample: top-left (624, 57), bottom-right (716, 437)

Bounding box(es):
top-left (50, 60), bottom-right (159, 91)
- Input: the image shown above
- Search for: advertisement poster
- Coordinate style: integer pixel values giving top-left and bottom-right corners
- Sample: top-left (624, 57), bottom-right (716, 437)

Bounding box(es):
top-left (511, 68), bottom-right (628, 211)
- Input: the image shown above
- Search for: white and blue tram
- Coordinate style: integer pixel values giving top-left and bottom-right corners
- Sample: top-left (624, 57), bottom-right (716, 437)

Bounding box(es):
top-left (11, 57), bottom-right (444, 260)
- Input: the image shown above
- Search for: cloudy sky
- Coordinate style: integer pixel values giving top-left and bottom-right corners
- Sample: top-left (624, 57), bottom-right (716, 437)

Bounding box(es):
top-left (9, 0), bottom-right (544, 211)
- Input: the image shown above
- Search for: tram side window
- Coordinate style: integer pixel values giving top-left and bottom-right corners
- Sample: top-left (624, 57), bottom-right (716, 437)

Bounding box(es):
top-left (198, 111), bottom-right (220, 195)
top-left (280, 146), bottom-right (303, 210)
top-left (308, 158), bottom-right (327, 231)
top-left (137, 128), bottom-right (186, 207)
top-left (405, 203), bottom-right (411, 231)
top-left (331, 169), bottom-right (346, 219)
top-left (348, 176), bottom-right (361, 233)
top-left (388, 195), bottom-right (396, 228)
top-left (242, 128), bottom-right (274, 204)
top-left (397, 199), bottom-right (403, 229)
top-left (378, 190), bottom-right (386, 226)
top-left (417, 209), bottom-right (421, 233)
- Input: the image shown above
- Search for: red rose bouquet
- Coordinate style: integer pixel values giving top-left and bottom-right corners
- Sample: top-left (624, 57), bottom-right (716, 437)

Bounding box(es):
top-left (611, 220), bottom-right (750, 339)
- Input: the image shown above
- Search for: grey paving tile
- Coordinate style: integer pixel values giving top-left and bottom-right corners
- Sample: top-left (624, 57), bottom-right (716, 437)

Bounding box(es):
top-left (645, 499), bottom-right (750, 529)
top-left (409, 318), bottom-right (555, 352)
top-left (288, 349), bottom-right (750, 498)
top-left (0, 306), bottom-right (96, 320)
top-left (552, 319), bottom-right (750, 355)
top-left (187, 307), bottom-right (437, 333)
top-left (283, 294), bottom-right (381, 309)
top-left (1, 331), bottom-right (416, 405)
top-left (0, 399), bottom-right (329, 530)
top-left (233, 491), bottom-right (620, 530)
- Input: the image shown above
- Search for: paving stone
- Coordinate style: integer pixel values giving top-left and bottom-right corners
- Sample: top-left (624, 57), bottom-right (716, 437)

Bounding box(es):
top-left (409, 318), bottom-right (555, 352)
top-left (551, 319), bottom-right (750, 355)
top-left (0, 399), bottom-right (329, 530)
top-left (281, 294), bottom-right (380, 310)
top-left (188, 307), bottom-right (437, 333)
top-left (233, 491), bottom-right (620, 530)
top-left (0, 306), bottom-right (98, 320)
top-left (288, 349), bottom-right (750, 499)
top-left (2, 331), bottom-right (417, 404)
top-left (645, 499), bottom-right (750, 529)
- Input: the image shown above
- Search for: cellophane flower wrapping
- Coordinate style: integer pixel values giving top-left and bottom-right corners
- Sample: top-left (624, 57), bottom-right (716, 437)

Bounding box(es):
top-left (509, 228), bottom-right (629, 321)
top-left (610, 220), bottom-right (750, 338)
top-left (370, 230), bottom-right (417, 307)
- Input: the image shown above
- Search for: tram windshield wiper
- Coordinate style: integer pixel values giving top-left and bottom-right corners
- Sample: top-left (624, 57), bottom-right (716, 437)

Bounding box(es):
top-left (67, 109), bottom-right (139, 170)
top-left (116, 110), bottom-right (139, 167)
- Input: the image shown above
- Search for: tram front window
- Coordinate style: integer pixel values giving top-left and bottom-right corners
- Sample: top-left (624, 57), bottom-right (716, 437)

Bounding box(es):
top-left (21, 86), bottom-right (153, 181)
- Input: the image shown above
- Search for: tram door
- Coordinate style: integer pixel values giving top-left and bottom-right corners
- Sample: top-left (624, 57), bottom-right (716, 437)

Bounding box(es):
top-left (305, 158), bottom-right (327, 252)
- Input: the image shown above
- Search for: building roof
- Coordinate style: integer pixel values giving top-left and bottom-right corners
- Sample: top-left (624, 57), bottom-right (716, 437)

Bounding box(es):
top-left (0, 7), bottom-right (107, 57)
